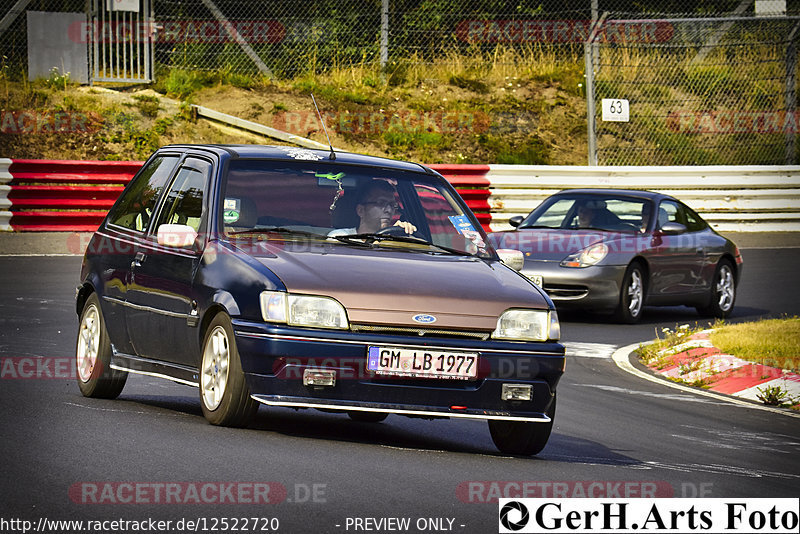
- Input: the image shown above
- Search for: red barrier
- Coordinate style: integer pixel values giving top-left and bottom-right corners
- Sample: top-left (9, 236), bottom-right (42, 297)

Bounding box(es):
top-left (4, 160), bottom-right (491, 232)
top-left (6, 159), bottom-right (140, 231)
top-left (430, 164), bottom-right (492, 231)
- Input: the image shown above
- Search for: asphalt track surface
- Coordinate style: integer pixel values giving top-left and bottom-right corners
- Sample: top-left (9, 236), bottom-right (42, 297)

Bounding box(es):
top-left (0, 241), bottom-right (798, 533)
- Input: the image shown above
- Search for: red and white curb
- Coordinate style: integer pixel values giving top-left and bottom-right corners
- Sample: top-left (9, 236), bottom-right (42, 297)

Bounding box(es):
top-left (613, 341), bottom-right (800, 418)
top-left (645, 331), bottom-right (800, 405)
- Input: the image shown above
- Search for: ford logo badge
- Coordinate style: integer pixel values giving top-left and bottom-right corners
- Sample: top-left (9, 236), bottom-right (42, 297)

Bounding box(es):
top-left (412, 314), bottom-right (437, 324)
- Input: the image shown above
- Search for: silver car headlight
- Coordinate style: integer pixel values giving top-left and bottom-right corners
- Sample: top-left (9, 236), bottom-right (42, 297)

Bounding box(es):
top-left (260, 291), bottom-right (349, 330)
top-left (561, 243), bottom-right (609, 268)
top-left (492, 309), bottom-right (560, 342)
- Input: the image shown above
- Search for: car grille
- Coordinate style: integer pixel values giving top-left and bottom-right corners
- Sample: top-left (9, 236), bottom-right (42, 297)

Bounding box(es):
top-left (350, 324), bottom-right (491, 340)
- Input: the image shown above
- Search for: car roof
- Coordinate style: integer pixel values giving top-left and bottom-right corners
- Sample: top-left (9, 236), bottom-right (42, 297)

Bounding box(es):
top-left (159, 144), bottom-right (436, 175)
top-left (553, 188), bottom-right (674, 202)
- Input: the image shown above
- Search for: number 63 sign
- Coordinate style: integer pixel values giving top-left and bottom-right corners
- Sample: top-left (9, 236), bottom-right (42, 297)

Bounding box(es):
top-left (601, 99), bottom-right (630, 122)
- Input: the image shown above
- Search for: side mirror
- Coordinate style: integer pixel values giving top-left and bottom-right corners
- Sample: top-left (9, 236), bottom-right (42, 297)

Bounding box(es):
top-left (659, 222), bottom-right (687, 235)
top-left (508, 216), bottom-right (524, 228)
top-left (496, 248), bottom-right (524, 271)
top-left (157, 224), bottom-right (198, 248)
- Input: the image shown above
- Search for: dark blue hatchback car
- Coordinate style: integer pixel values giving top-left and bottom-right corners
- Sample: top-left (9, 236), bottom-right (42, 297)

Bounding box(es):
top-left (75, 145), bottom-right (565, 455)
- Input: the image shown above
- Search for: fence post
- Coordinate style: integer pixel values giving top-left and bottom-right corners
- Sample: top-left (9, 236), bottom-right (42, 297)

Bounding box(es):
top-left (585, 13), bottom-right (606, 166)
top-left (585, 43), bottom-right (597, 166)
top-left (786, 21), bottom-right (800, 165)
top-left (380, 0), bottom-right (389, 69)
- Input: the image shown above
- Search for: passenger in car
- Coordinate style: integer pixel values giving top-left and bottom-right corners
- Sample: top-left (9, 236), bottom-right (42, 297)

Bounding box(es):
top-left (640, 202), bottom-right (652, 233)
top-left (329, 180), bottom-right (417, 236)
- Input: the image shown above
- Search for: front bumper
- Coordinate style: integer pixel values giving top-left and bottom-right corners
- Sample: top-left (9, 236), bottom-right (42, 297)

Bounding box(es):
top-left (520, 262), bottom-right (627, 311)
top-left (233, 320), bottom-right (565, 422)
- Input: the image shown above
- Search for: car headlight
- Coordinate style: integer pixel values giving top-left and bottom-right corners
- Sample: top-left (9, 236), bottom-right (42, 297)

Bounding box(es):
top-left (492, 309), bottom-right (560, 342)
top-left (561, 243), bottom-right (608, 268)
top-left (260, 291), bottom-right (349, 330)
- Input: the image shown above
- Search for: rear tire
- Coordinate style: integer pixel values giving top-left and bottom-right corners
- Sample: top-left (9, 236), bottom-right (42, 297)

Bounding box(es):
top-left (76, 293), bottom-right (127, 399)
top-left (614, 263), bottom-right (646, 323)
top-left (696, 259), bottom-right (736, 318)
top-left (199, 313), bottom-right (258, 427)
top-left (488, 395), bottom-right (556, 456)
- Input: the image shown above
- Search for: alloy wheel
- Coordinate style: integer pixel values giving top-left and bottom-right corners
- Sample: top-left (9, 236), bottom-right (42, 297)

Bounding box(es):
top-left (77, 304), bottom-right (100, 382)
top-left (201, 326), bottom-right (230, 411)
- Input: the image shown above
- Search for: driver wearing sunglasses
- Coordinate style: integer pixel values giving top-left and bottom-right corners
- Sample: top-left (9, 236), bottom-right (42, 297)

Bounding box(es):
top-left (329, 180), bottom-right (417, 236)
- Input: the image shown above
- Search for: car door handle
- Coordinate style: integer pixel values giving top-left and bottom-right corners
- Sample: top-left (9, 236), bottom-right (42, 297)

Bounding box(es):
top-left (131, 251), bottom-right (146, 268)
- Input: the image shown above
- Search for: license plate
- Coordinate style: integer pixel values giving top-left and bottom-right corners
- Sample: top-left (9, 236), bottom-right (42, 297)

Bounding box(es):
top-left (527, 274), bottom-right (543, 286)
top-left (367, 346), bottom-right (478, 380)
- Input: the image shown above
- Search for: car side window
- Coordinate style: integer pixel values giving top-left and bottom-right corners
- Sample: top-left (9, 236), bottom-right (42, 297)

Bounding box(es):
top-left (107, 155), bottom-right (179, 232)
top-left (153, 158), bottom-right (211, 234)
top-left (656, 200), bottom-right (681, 229)
top-left (683, 205), bottom-right (707, 232)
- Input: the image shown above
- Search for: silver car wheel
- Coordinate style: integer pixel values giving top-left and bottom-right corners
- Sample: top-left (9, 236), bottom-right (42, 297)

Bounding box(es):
top-left (627, 270), bottom-right (644, 317)
top-left (201, 325), bottom-right (230, 411)
top-left (716, 264), bottom-right (735, 312)
top-left (76, 303), bottom-right (100, 382)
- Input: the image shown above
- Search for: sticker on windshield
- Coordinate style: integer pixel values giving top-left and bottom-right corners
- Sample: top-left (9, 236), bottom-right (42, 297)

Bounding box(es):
top-left (449, 215), bottom-right (486, 250)
top-left (223, 198), bottom-right (241, 224)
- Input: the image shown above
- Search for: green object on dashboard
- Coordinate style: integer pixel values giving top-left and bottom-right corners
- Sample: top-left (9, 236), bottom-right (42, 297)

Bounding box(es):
top-left (316, 172), bottom-right (345, 181)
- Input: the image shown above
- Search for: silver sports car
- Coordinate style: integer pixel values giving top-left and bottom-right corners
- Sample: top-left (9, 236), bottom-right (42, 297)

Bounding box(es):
top-left (489, 189), bottom-right (743, 323)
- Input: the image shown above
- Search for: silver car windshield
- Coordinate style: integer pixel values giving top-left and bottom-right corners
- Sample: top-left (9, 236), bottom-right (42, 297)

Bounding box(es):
top-left (522, 196), bottom-right (650, 234)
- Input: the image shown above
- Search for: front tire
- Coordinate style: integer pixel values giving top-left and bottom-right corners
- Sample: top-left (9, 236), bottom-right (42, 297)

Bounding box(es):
top-left (697, 259), bottom-right (736, 318)
top-left (76, 293), bottom-right (127, 398)
top-left (488, 395), bottom-right (556, 456)
top-left (348, 411), bottom-right (388, 423)
top-left (199, 313), bottom-right (258, 427)
top-left (615, 263), bottom-right (646, 323)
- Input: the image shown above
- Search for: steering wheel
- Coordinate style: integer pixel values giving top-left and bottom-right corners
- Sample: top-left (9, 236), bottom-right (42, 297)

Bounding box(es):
top-left (375, 224), bottom-right (423, 239)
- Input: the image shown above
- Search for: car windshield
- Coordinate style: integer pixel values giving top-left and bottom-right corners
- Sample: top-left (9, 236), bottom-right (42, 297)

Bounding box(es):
top-left (521, 194), bottom-right (650, 234)
top-left (220, 159), bottom-right (492, 258)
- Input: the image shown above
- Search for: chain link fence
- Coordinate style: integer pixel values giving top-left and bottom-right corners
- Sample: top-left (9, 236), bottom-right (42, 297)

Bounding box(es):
top-left (588, 12), bottom-right (800, 165)
top-left (4, 1), bottom-right (798, 75)
top-left (2, 1), bottom-right (800, 164)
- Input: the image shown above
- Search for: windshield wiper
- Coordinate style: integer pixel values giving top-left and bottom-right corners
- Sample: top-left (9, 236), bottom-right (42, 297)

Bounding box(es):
top-left (519, 224), bottom-right (557, 229)
top-left (228, 226), bottom-right (320, 238)
top-left (568, 226), bottom-right (611, 232)
top-left (331, 233), bottom-right (476, 257)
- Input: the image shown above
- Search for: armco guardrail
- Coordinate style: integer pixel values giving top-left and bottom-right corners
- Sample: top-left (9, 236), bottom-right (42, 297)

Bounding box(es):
top-left (1, 159), bottom-right (798, 232)
top-left (487, 165), bottom-right (800, 233)
top-left (0, 159), bottom-right (140, 232)
top-left (0, 159), bottom-right (492, 232)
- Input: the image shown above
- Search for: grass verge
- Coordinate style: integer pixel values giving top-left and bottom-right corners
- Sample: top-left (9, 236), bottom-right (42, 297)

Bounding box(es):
top-left (709, 317), bottom-right (800, 373)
